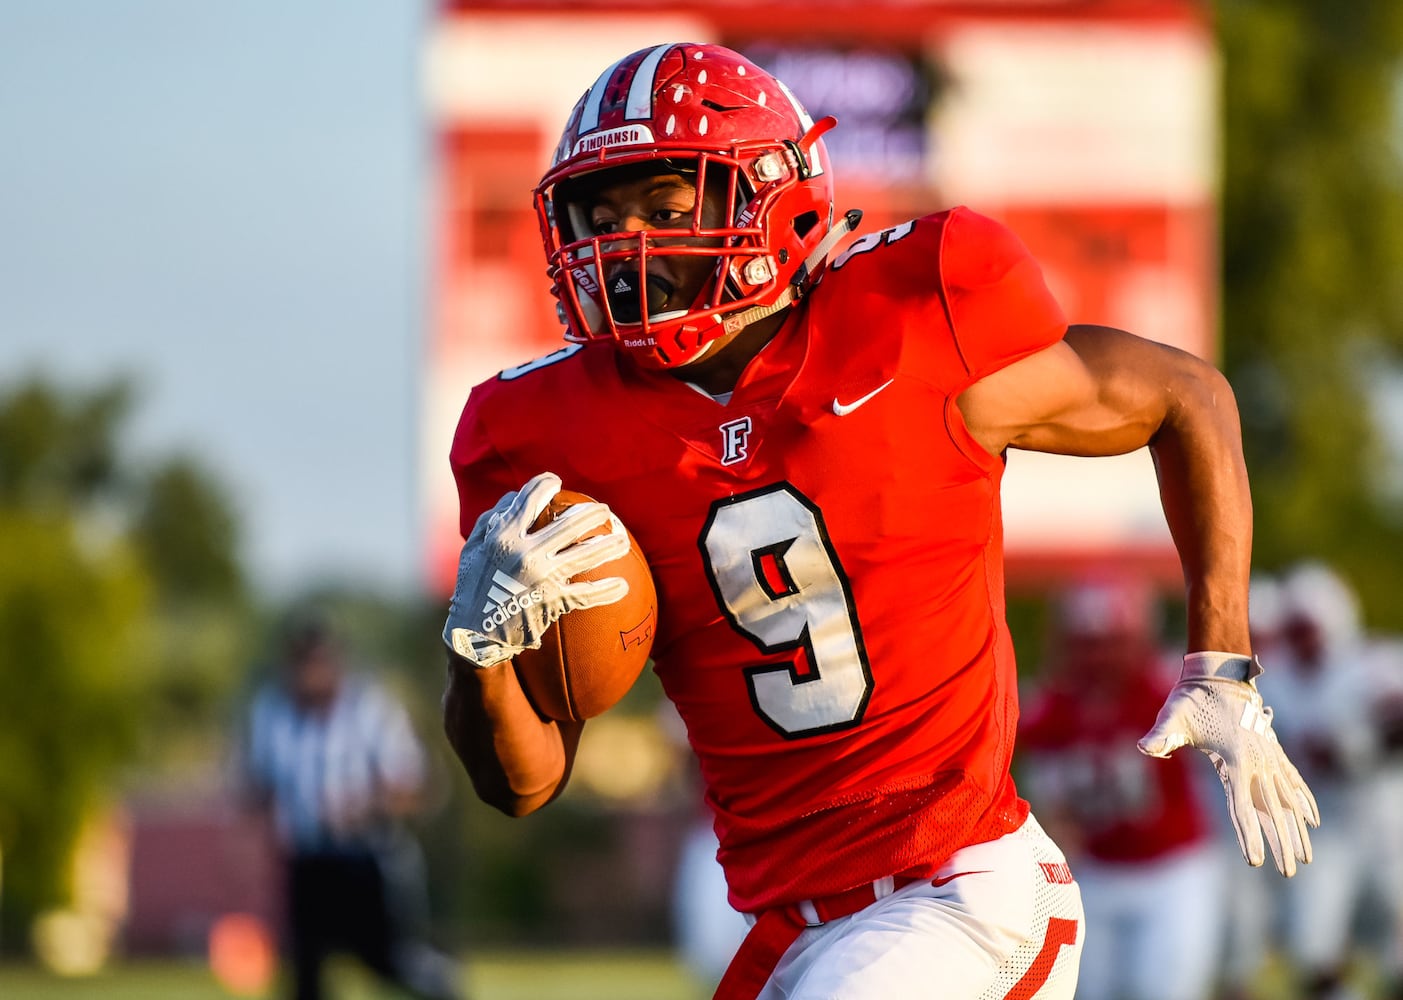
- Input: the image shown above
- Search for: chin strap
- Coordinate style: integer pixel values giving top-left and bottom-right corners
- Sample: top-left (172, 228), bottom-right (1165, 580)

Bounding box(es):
top-left (720, 208), bottom-right (864, 336)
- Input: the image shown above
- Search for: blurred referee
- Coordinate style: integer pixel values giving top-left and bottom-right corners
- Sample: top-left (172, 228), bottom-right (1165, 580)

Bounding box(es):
top-left (240, 613), bottom-right (465, 1000)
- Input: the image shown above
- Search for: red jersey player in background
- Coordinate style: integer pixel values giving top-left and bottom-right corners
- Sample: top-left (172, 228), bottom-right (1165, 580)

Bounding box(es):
top-left (438, 43), bottom-right (1317, 1000)
top-left (1019, 577), bottom-right (1225, 1000)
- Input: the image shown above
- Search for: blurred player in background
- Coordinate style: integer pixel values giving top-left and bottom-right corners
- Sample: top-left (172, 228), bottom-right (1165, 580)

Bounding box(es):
top-left (657, 701), bottom-right (752, 991)
top-left (436, 42), bottom-right (1317, 1000)
top-left (1361, 629), bottom-right (1403, 1000)
top-left (1020, 576), bottom-right (1225, 1000)
top-left (672, 811), bottom-right (751, 990)
top-left (240, 615), bottom-right (463, 1000)
top-left (1265, 563), bottom-right (1388, 1000)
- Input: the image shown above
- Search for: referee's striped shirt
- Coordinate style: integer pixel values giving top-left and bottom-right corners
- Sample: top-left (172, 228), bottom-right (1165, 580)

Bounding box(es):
top-left (243, 673), bottom-right (426, 854)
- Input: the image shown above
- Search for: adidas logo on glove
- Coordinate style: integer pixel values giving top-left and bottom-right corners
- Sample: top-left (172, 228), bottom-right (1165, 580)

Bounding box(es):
top-left (480, 570), bottom-right (546, 631)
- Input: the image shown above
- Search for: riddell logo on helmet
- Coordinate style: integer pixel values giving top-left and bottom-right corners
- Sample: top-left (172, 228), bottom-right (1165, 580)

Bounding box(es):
top-left (623, 336), bottom-right (656, 347)
top-left (570, 266), bottom-right (599, 296)
top-left (481, 589), bottom-right (545, 632)
top-left (572, 125), bottom-right (656, 156)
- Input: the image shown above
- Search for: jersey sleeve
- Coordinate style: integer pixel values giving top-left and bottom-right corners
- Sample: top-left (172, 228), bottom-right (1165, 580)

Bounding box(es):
top-left (940, 207), bottom-right (1067, 381)
top-left (448, 385), bottom-right (523, 540)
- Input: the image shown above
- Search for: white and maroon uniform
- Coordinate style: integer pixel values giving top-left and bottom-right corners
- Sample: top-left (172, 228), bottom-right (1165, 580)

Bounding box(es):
top-left (1262, 634), bottom-right (1376, 979)
top-left (452, 208), bottom-right (1084, 998)
top-left (1020, 660), bottom-right (1225, 1000)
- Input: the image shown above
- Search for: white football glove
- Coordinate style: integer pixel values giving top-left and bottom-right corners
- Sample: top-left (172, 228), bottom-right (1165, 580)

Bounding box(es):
top-left (1138, 651), bottom-right (1320, 877)
top-left (443, 471), bottom-right (631, 668)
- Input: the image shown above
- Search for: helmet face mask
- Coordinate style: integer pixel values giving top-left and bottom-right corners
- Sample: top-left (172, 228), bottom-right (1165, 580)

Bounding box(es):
top-left (534, 43), bottom-right (837, 369)
top-left (551, 156), bottom-right (739, 359)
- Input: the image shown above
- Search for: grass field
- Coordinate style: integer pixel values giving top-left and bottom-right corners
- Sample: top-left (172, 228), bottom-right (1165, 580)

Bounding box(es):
top-left (0, 948), bottom-right (708, 1000)
top-left (2, 947), bottom-right (1389, 1000)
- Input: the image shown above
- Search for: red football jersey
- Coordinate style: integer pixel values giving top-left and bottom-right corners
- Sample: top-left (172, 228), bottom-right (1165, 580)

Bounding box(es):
top-left (1019, 660), bottom-right (1212, 863)
top-left (451, 207), bottom-right (1067, 912)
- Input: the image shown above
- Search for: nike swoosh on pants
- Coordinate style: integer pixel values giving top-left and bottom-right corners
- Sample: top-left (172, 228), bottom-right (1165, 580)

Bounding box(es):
top-left (930, 870), bottom-right (991, 888)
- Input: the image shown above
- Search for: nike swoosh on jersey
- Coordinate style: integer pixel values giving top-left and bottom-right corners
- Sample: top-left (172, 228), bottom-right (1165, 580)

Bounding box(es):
top-left (831, 378), bottom-right (894, 416)
top-left (930, 870), bottom-right (991, 888)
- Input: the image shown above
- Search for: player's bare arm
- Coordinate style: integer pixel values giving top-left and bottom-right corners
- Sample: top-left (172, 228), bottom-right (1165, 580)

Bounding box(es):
top-left (959, 324), bottom-right (1317, 875)
top-left (442, 654), bottom-right (582, 816)
top-left (957, 323), bottom-right (1251, 653)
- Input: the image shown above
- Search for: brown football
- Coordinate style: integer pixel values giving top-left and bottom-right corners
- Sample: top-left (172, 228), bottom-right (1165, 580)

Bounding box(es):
top-left (513, 489), bottom-right (657, 722)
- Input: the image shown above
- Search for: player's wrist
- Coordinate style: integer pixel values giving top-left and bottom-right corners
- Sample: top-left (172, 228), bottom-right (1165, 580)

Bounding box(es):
top-left (1181, 650), bottom-right (1262, 683)
top-left (445, 625), bottom-right (520, 668)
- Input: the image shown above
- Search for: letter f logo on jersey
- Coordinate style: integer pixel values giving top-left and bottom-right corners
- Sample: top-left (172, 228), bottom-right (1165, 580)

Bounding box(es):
top-left (720, 417), bottom-right (753, 465)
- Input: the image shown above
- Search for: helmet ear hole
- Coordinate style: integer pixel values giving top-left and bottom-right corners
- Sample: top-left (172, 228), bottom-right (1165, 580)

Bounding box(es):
top-left (792, 211), bottom-right (820, 239)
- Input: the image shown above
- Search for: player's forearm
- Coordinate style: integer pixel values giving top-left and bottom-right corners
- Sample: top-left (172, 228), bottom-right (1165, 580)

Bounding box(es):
top-left (442, 650), bottom-right (580, 816)
top-left (1148, 360), bottom-right (1253, 654)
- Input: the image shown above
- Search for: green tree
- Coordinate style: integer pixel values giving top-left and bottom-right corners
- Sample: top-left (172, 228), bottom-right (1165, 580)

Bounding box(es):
top-left (0, 512), bottom-right (150, 936)
top-left (1217, 0), bottom-right (1403, 627)
top-left (133, 457), bottom-right (244, 605)
top-left (0, 375), bottom-right (252, 944)
top-left (130, 455), bottom-right (256, 777)
top-left (0, 379), bottom-right (132, 508)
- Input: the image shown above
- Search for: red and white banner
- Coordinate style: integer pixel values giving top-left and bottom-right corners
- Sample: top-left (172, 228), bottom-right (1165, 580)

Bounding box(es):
top-left (422, 2), bottom-right (1216, 591)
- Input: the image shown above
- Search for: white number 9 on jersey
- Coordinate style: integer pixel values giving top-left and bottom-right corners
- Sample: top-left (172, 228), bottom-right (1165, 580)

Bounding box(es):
top-left (699, 484), bottom-right (873, 738)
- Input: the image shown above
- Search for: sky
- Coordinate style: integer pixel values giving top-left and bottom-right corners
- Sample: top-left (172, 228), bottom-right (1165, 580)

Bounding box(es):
top-left (0, 2), bottom-right (432, 596)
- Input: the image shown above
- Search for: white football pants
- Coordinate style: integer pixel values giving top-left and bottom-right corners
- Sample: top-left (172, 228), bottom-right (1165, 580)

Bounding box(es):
top-left (756, 813), bottom-right (1084, 1000)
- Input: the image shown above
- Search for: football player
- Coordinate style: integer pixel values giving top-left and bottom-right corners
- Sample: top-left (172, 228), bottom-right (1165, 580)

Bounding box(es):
top-left (439, 43), bottom-right (1318, 1000)
top-left (1264, 563), bottom-right (1375, 1000)
top-left (1019, 577), bottom-right (1227, 1000)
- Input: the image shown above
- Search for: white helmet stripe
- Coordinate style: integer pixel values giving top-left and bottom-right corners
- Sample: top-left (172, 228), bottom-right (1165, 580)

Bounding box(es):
top-left (626, 44), bottom-right (672, 121)
top-left (579, 44), bottom-right (673, 134)
top-left (579, 54), bottom-right (627, 134)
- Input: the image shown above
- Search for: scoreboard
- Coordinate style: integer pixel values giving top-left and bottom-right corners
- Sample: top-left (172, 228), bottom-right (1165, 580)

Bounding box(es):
top-left (423, 1), bottom-right (1215, 590)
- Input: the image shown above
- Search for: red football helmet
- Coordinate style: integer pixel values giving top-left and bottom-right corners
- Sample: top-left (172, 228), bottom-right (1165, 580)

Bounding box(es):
top-left (535, 43), bottom-right (844, 369)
